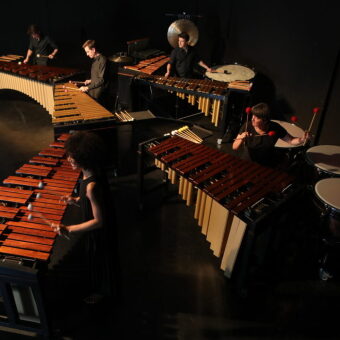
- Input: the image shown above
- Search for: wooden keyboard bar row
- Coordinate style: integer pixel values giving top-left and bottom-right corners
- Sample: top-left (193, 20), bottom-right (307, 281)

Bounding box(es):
top-left (147, 136), bottom-right (295, 278)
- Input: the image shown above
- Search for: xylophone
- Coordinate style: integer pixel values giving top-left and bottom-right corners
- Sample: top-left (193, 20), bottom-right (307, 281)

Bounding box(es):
top-left (124, 55), bottom-right (170, 74)
top-left (0, 133), bottom-right (80, 336)
top-left (0, 55), bottom-right (80, 115)
top-left (52, 83), bottom-right (115, 125)
top-left (145, 136), bottom-right (295, 278)
top-left (0, 55), bottom-right (23, 63)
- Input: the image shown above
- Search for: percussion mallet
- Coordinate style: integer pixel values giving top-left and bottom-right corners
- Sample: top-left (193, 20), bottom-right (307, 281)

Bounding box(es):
top-left (62, 85), bottom-right (80, 91)
top-left (304, 107), bottom-right (320, 146)
top-left (123, 110), bottom-right (134, 121)
top-left (181, 126), bottom-right (203, 143)
top-left (233, 130), bottom-right (276, 141)
top-left (290, 115), bottom-right (298, 124)
top-left (172, 127), bottom-right (197, 143)
top-left (36, 54), bottom-right (49, 58)
top-left (35, 192), bottom-right (80, 207)
top-left (244, 107), bottom-right (252, 132)
top-left (27, 203), bottom-right (70, 239)
top-left (69, 80), bottom-right (85, 85)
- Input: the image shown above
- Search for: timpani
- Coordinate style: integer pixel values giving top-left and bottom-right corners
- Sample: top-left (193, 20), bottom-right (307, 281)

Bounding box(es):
top-left (272, 120), bottom-right (305, 167)
top-left (206, 64), bottom-right (255, 83)
top-left (305, 145), bottom-right (340, 179)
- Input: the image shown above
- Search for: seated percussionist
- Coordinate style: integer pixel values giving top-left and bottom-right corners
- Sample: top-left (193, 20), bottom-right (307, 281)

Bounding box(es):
top-left (232, 103), bottom-right (309, 168)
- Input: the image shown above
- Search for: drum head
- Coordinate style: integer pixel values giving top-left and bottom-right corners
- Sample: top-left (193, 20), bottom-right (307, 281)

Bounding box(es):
top-left (272, 120), bottom-right (305, 149)
top-left (315, 178), bottom-right (340, 211)
top-left (306, 145), bottom-right (340, 176)
top-left (205, 64), bottom-right (255, 82)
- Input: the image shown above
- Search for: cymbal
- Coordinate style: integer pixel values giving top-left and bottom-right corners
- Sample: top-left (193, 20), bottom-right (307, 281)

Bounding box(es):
top-left (109, 55), bottom-right (133, 63)
top-left (167, 19), bottom-right (199, 48)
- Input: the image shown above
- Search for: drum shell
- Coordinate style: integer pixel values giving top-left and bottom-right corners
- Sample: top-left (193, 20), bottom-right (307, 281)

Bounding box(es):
top-left (305, 145), bottom-right (340, 183)
top-left (313, 179), bottom-right (340, 238)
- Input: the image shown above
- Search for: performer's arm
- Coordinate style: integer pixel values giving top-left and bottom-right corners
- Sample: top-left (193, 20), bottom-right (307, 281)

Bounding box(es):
top-left (23, 49), bottom-right (33, 64)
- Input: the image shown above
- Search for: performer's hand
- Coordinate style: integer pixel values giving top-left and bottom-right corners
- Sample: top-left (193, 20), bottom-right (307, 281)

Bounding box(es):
top-left (23, 58), bottom-right (29, 64)
top-left (60, 195), bottom-right (78, 205)
top-left (239, 132), bottom-right (250, 140)
top-left (48, 54), bottom-right (55, 59)
top-left (79, 86), bottom-right (89, 92)
top-left (300, 131), bottom-right (312, 144)
top-left (164, 72), bottom-right (170, 78)
top-left (84, 80), bottom-right (91, 85)
top-left (51, 223), bottom-right (68, 236)
top-left (207, 67), bottom-right (216, 73)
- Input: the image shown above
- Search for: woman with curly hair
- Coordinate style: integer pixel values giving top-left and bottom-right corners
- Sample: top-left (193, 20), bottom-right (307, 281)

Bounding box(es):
top-left (52, 131), bottom-right (118, 304)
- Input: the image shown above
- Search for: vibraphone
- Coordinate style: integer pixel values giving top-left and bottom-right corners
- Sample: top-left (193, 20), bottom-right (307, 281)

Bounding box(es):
top-left (0, 133), bottom-right (80, 336)
top-left (52, 83), bottom-right (115, 125)
top-left (121, 70), bottom-right (251, 128)
top-left (141, 136), bottom-right (296, 282)
top-left (0, 55), bottom-right (80, 115)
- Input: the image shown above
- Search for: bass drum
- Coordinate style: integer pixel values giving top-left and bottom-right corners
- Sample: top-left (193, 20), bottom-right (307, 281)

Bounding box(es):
top-left (205, 63), bottom-right (255, 83)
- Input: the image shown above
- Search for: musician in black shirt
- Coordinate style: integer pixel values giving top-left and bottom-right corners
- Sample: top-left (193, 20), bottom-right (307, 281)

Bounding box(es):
top-left (80, 40), bottom-right (109, 103)
top-left (165, 32), bottom-right (213, 78)
top-left (23, 24), bottom-right (58, 66)
top-left (52, 131), bottom-right (118, 303)
top-left (232, 103), bottom-right (309, 167)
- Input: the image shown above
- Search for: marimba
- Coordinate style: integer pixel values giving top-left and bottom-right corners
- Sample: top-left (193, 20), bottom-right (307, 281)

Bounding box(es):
top-left (144, 136), bottom-right (295, 280)
top-left (0, 133), bottom-right (80, 336)
top-left (0, 55), bottom-right (79, 115)
top-left (52, 83), bottom-right (115, 125)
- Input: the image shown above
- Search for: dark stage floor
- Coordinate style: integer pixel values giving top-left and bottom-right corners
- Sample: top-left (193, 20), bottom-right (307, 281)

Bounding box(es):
top-left (0, 91), bottom-right (340, 340)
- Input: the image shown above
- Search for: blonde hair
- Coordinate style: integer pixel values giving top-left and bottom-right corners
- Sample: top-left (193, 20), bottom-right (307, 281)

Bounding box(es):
top-left (82, 40), bottom-right (96, 49)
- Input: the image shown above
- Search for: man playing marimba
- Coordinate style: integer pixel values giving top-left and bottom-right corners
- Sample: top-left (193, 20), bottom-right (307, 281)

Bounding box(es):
top-left (165, 32), bottom-right (214, 79)
top-left (23, 24), bottom-right (58, 66)
top-left (232, 103), bottom-right (309, 168)
top-left (79, 40), bottom-right (109, 104)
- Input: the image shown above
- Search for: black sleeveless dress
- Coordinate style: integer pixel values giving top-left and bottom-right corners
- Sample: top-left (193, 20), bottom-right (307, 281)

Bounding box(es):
top-left (79, 175), bottom-right (117, 297)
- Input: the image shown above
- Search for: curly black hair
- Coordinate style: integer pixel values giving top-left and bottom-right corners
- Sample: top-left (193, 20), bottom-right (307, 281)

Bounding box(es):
top-left (65, 131), bottom-right (106, 171)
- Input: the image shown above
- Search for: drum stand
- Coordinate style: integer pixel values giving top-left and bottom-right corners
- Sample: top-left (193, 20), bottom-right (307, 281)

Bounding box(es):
top-left (318, 213), bottom-right (340, 280)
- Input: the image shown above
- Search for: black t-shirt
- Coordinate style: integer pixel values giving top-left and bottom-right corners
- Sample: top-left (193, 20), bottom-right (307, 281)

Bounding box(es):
top-left (169, 46), bottom-right (200, 78)
top-left (242, 121), bottom-right (288, 167)
top-left (28, 35), bottom-right (58, 56)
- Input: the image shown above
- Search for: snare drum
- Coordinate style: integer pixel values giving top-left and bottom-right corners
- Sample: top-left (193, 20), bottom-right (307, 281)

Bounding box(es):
top-left (314, 178), bottom-right (340, 237)
top-left (205, 64), bottom-right (255, 83)
top-left (305, 145), bottom-right (340, 179)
